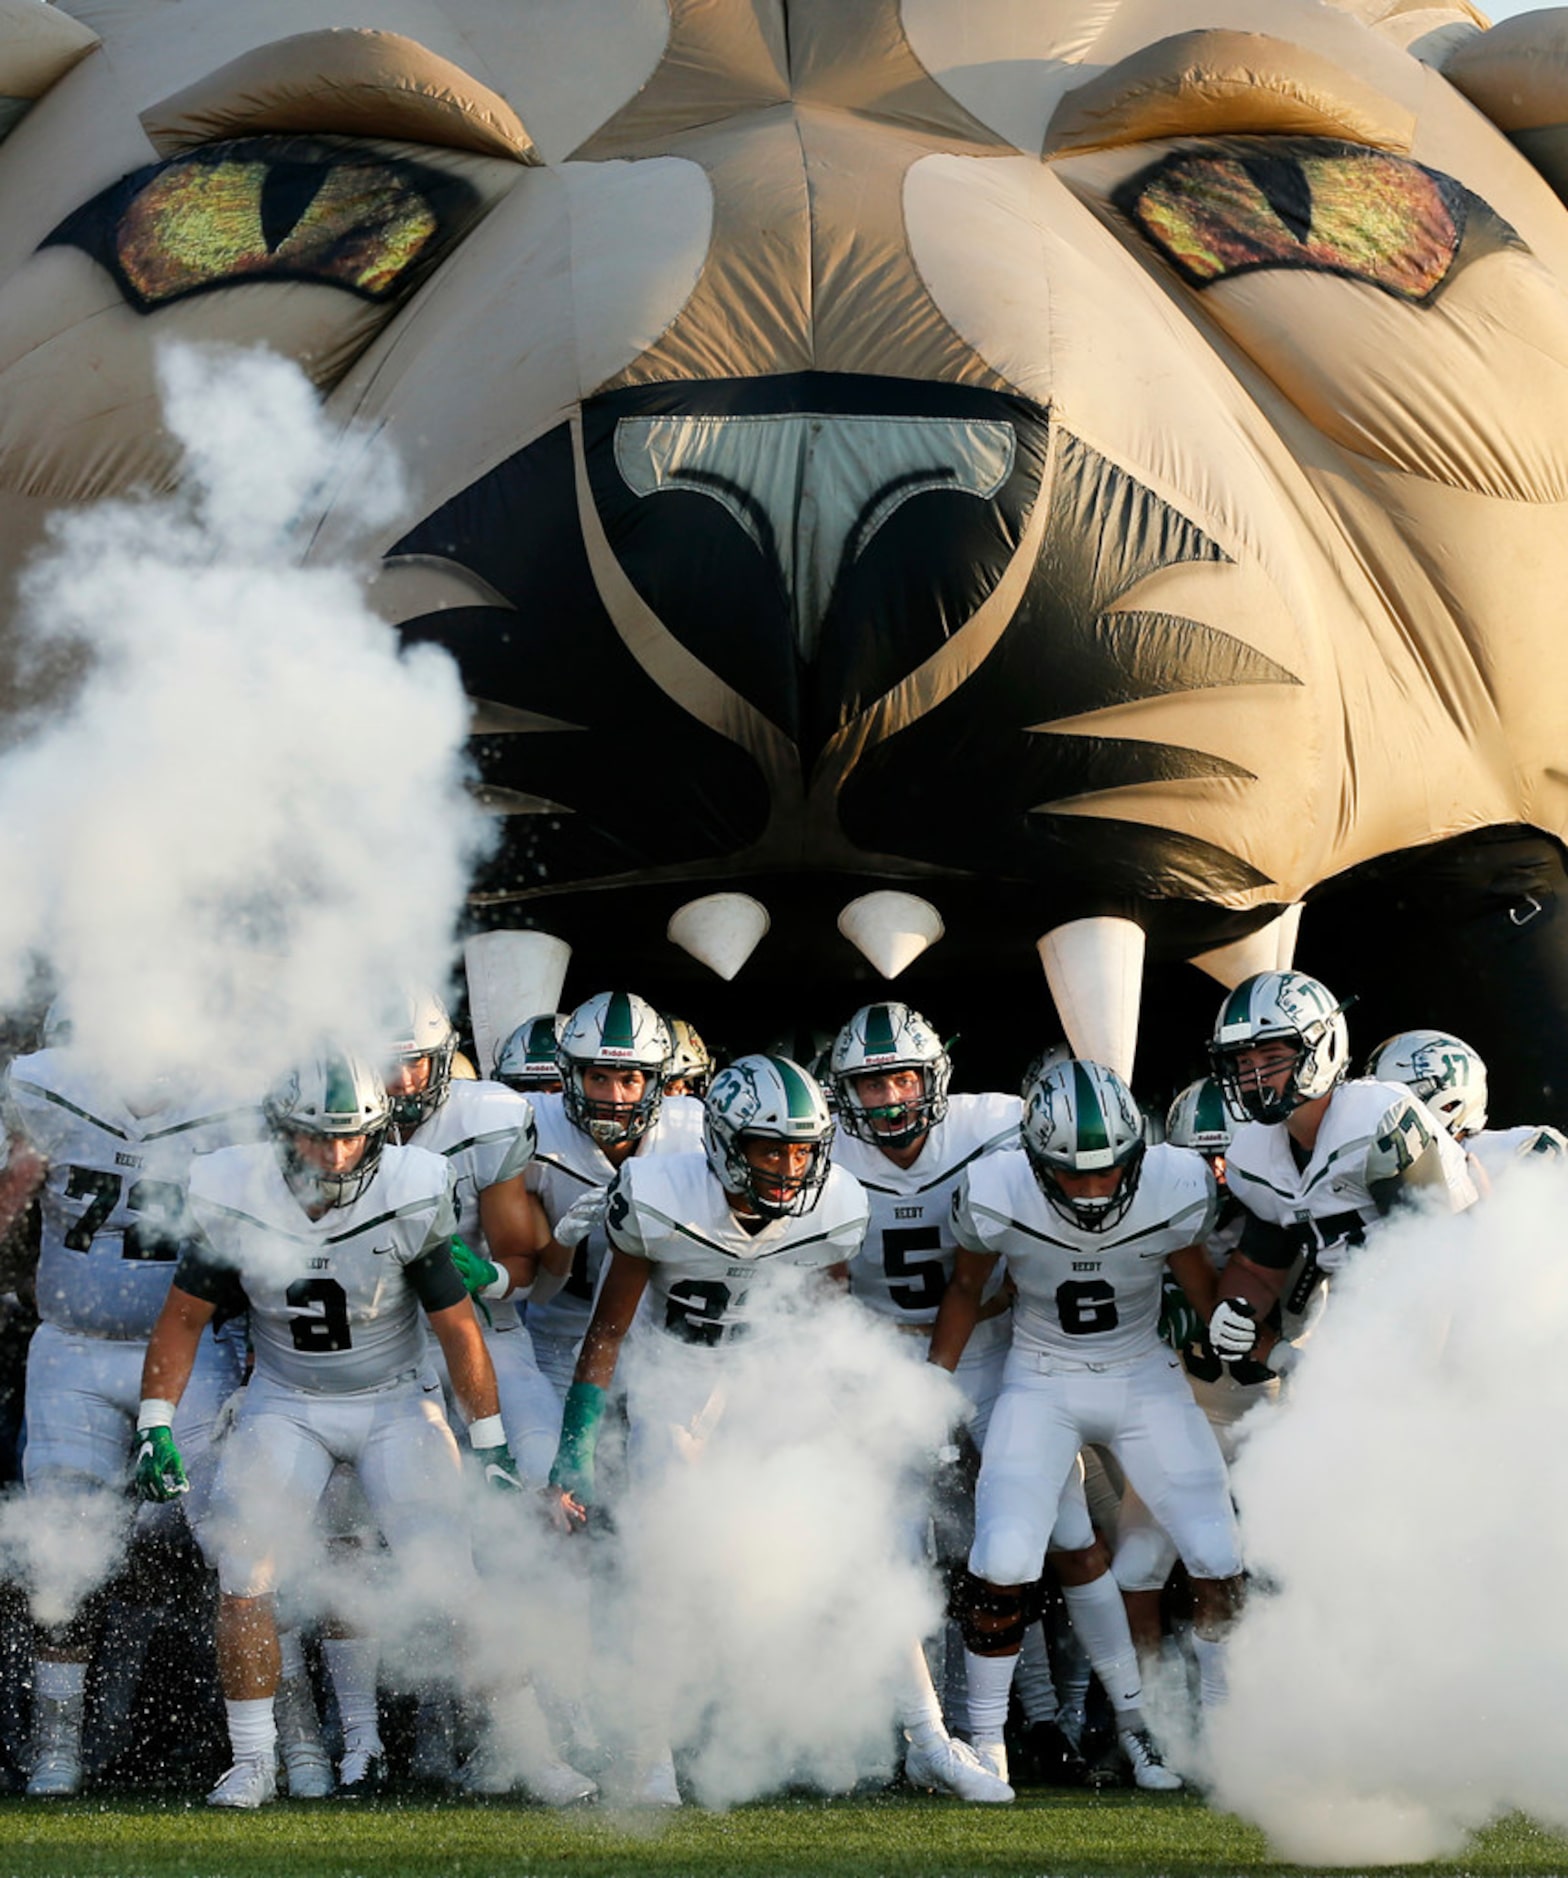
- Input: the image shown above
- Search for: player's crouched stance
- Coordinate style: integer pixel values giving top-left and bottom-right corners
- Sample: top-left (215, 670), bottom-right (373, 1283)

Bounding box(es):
top-left (134, 1052), bottom-right (594, 1809)
top-left (544, 1056), bottom-right (1012, 1807)
top-left (933, 1060), bottom-right (1245, 1789)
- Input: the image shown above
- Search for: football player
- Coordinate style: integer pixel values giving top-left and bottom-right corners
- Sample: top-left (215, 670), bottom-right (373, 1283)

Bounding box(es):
top-left (1113, 1078), bottom-right (1285, 1668)
top-left (826, 1005), bottom-right (1086, 1774)
top-left (523, 992), bottom-right (704, 1397)
top-left (1205, 973), bottom-right (1477, 1371)
top-left (935, 1059), bottom-right (1244, 1791)
top-left (0, 1034), bottom-right (261, 1799)
top-left (493, 1014), bottom-right (566, 1096)
top-left (1363, 1028), bottom-right (1566, 1193)
top-left (546, 1055), bottom-right (1012, 1808)
top-left (133, 1051), bottom-right (592, 1811)
top-left (297, 989), bottom-right (563, 1795)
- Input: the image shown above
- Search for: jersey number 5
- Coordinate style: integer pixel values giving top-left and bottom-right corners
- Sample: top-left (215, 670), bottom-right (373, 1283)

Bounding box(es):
top-left (881, 1226), bottom-right (945, 1311)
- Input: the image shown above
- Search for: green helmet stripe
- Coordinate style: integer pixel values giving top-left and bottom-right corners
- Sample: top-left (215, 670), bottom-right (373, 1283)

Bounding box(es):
top-left (1220, 980), bottom-right (1256, 1031)
top-left (775, 1056), bottom-right (817, 1122)
top-left (864, 1004), bottom-right (897, 1057)
top-left (1072, 1062), bottom-right (1109, 1154)
top-left (601, 991), bottom-right (635, 1052)
top-left (323, 1055), bottom-right (358, 1117)
top-left (1196, 1079), bottom-right (1229, 1134)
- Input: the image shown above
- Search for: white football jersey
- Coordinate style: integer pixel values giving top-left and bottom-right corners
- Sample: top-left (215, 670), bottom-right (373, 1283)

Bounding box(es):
top-left (1467, 1123), bottom-right (1568, 1186)
top-left (606, 1152), bottom-right (869, 1346)
top-left (402, 1078), bottom-right (535, 1331)
top-left (179, 1141), bottom-right (458, 1394)
top-left (524, 1091), bottom-right (705, 1340)
top-left (6, 1049), bottom-right (263, 1339)
top-left (954, 1143), bottom-right (1216, 1364)
top-left (1227, 1077), bottom-right (1473, 1267)
top-left (833, 1092), bottom-right (1019, 1327)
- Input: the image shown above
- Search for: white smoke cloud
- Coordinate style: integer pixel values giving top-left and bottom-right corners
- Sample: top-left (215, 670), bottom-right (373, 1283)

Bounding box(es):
top-left (0, 340), bottom-right (488, 1088)
top-left (1208, 1163), bottom-right (1568, 1864)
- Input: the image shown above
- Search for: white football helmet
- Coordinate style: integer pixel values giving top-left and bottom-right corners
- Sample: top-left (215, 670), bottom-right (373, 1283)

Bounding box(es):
top-left (704, 1054), bottom-right (833, 1218)
top-left (1364, 1029), bottom-right (1488, 1139)
top-left (1022, 1058), bottom-right (1146, 1232)
top-left (662, 1015), bottom-right (713, 1098)
top-left (385, 987), bottom-right (458, 1129)
top-left (264, 1050), bottom-right (392, 1210)
top-left (558, 991), bottom-right (671, 1147)
top-left (829, 1002), bottom-right (952, 1149)
top-left (1209, 970), bottom-right (1350, 1124)
top-left (493, 1013), bottom-right (566, 1092)
top-left (1166, 1076), bottom-right (1233, 1157)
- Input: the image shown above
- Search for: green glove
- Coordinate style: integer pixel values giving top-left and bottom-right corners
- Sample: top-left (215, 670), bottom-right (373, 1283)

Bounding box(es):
top-left (474, 1442), bottom-right (526, 1492)
top-left (548, 1381), bottom-right (607, 1506)
top-left (451, 1236), bottom-right (501, 1328)
top-left (1157, 1273), bottom-right (1204, 1352)
top-left (133, 1425), bottom-right (188, 1502)
top-left (451, 1235), bottom-right (502, 1296)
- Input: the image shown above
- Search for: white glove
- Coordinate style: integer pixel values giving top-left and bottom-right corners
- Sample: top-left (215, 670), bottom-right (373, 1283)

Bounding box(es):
top-left (1314, 1235), bottom-right (1356, 1276)
top-left (1209, 1299), bottom-right (1258, 1359)
top-left (553, 1187), bottom-right (609, 1249)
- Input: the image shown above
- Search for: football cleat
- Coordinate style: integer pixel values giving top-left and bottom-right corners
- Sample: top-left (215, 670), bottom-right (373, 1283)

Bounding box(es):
top-left (26, 1696), bottom-right (84, 1798)
top-left (207, 1754), bottom-right (277, 1809)
top-left (520, 1756), bottom-right (598, 1807)
top-left (337, 1743), bottom-right (387, 1796)
top-left (904, 1735), bottom-right (1014, 1803)
top-left (1120, 1726), bottom-right (1183, 1792)
top-left (634, 1747), bottom-right (683, 1808)
top-left (1017, 1718), bottom-right (1090, 1787)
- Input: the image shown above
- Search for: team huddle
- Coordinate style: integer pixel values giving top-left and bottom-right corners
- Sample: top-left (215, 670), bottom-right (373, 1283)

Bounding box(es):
top-left (0, 969), bottom-right (1551, 1810)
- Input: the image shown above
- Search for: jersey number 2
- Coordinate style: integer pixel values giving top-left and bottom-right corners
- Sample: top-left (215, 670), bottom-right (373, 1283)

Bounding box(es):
top-left (284, 1278), bottom-right (353, 1352)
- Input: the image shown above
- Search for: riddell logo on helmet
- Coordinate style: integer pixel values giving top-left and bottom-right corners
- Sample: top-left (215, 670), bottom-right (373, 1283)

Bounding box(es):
top-left (597, 1046), bottom-right (636, 1059)
top-left (863, 1051), bottom-right (899, 1065)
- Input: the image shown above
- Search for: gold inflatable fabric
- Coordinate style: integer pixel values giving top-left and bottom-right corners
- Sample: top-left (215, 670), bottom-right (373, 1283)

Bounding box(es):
top-left (2, 0), bottom-right (1567, 998)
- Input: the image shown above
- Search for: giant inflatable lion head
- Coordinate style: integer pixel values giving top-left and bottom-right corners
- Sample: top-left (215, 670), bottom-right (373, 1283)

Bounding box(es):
top-left (3, 0), bottom-right (1568, 1090)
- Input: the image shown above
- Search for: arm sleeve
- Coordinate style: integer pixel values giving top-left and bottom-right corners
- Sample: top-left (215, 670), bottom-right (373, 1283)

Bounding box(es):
top-left (604, 1171), bottom-right (648, 1260)
top-left (1234, 1206), bottom-right (1300, 1271)
top-left (407, 1240), bottom-right (469, 1312)
top-left (171, 1226), bottom-right (245, 1314)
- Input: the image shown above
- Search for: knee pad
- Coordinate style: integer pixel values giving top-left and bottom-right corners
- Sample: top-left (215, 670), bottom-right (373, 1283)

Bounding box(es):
top-left (956, 1573), bottom-right (1028, 1654)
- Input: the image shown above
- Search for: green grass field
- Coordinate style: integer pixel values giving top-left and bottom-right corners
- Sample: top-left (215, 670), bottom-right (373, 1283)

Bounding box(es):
top-left (2, 1794), bottom-right (1566, 1878)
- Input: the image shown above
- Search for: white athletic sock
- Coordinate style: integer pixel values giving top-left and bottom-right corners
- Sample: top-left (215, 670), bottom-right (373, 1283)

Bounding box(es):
top-left (225, 1696), bottom-right (277, 1762)
top-left (276, 1628), bottom-right (306, 1684)
top-left (1192, 1633), bottom-right (1229, 1707)
top-left (1012, 1622), bottom-right (1060, 1725)
top-left (34, 1660), bottom-right (87, 1703)
top-left (322, 1638), bottom-right (382, 1751)
top-left (1061, 1574), bottom-right (1143, 1727)
top-left (963, 1650), bottom-right (1018, 1748)
top-left (894, 1640), bottom-right (947, 1751)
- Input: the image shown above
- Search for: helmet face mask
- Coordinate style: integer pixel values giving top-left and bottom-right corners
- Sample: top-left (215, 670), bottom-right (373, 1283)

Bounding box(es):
top-left (558, 991), bottom-right (671, 1149)
top-left (704, 1055), bottom-right (833, 1219)
top-left (265, 1052), bottom-right (392, 1211)
top-left (829, 1002), bottom-right (952, 1151)
top-left (386, 989), bottom-right (458, 1130)
top-left (493, 1013), bottom-right (565, 1093)
top-left (1364, 1029), bottom-right (1488, 1138)
top-left (1209, 971), bottom-right (1350, 1125)
top-left (1022, 1059), bottom-right (1146, 1233)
